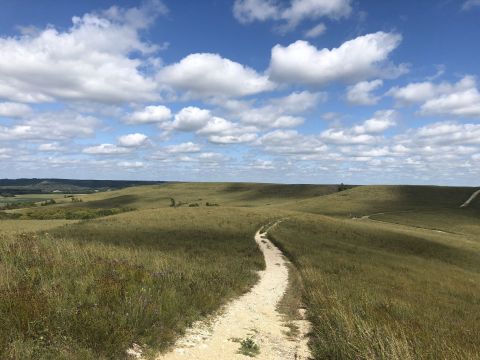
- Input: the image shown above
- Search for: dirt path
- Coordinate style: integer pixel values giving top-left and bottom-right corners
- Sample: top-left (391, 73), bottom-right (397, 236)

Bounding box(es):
top-left (153, 223), bottom-right (311, 360)
top-left (460, 189), bottom-right (480, 208)
top-left (358, 213), bottom-right (450, 234)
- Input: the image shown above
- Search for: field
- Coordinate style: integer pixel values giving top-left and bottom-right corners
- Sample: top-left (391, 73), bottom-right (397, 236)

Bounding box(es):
top-left (0, 182), bottom-right (479, 359)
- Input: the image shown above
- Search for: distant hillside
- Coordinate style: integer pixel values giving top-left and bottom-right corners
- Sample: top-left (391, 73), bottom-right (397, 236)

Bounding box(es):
top-left (289, 185), bottom-right (480, 216)
top-left (0, 178), bottom-right (167, 194)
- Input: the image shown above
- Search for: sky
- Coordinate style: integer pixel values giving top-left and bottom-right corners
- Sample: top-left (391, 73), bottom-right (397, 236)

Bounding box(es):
top-left (0, 0), bottom-right (479, 185)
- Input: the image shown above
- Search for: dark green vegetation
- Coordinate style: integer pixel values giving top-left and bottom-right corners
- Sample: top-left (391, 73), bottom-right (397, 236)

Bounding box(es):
top-left (237, 337), bottom-right (260, 357)
top-left (1, 207), bottom-right (135, 220)
top-left (0, 182), bottom-right (479, 359)
top-left (0, 178), bottom-right (166, 195)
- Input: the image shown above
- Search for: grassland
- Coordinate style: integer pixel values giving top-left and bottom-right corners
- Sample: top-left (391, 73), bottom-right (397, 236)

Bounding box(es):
top-left (0, 182), bottom-right (479, 359)
top-left (0, 207), bottom-right (276, 359)
top-left (268, 214), bottom-right (480, 359)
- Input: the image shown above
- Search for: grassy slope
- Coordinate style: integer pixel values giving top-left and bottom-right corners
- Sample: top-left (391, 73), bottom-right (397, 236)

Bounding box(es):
top-left (268, 185), bottom-right (480, 359)
top-left (72, 182), bottom-right (340, 209)
top-left (290, 185), bottom-right (478, 217)
top-left (0, 207), bottom-right (278, 359)
top-left (1, 183), bottom-right (479, 359)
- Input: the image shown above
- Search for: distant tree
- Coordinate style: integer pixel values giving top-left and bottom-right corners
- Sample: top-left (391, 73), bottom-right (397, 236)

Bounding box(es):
top-left (338, 183), bottom-right (348, 192)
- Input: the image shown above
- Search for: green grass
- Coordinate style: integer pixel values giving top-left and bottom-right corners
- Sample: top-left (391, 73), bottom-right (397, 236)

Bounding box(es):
top-left (237, 337), bottom-right (260, 357)
top-left (370, 208), bottom-right (480, 239)
top-left (1, 183), bottom-right (479, 359)
top-left (0, 219), bottom-right (76, 234)
top-left (291, 185), bottom-right (478, 217)
top-left (0, 207), bottom-right (274, 359)
top-left (268, 213), bottom-right (480, 359)
top-left (72, 182), bottom-right (340, 210)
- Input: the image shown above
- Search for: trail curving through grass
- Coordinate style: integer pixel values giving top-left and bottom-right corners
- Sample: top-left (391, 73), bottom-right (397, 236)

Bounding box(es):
top-left (153, 223), bottom-right (311, 360)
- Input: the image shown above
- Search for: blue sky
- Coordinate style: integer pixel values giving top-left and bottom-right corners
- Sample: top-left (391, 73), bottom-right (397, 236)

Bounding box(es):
top-left (0, 0), bottom-right (479, 185)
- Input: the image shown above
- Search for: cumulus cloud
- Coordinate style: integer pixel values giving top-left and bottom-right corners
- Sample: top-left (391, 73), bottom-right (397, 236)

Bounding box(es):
top-left (258, 129), bottom-right (327, 154)
top-left (118, 133), bottom-right (149, 147)
top-left (171, 107), bottom-right (212, 131)
top-left (124, 105), bottom-right (172, 124)
top-left (158, 53), bottom-right (275, 98)
top-left (0, 112), bottom-right (98, 141)
top-left (346, 79), bottom-right (383, 105)
top-left (166, 106), bottom-right (258, 144)
top-left (320, 129), bottom-right (376, 145)
top-left (0, 2), bottom-right (166, 103)
top-left (83, 144), bottom-right (131, 155)
top-left (352, 110), bottom-right (397, 134)
top-left (197, 116), bottom-right (258, 144)
top-left (233, 0), bottom-right (351, 29)
top-left (420, 86), bottom-right (480, 118)
top-left (219, 90), bottom-right (325, 129)
top-left (388, 76), bottom-right (480, 118)
top-left (387, 82), bottom-right (437, 104)
top-left (269, 32), bottom-right (407, 86)
top-left (320, 110), bottom-right (396, 145)
top-left (164, 142), bottom-right (202, 154)
top-left (0, 102), bottom-right (32, 117)
top-left (401, 121), bottom-right (480, 146)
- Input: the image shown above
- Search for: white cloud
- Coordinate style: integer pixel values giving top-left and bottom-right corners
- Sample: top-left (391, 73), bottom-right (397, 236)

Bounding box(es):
top-left (233, 0), bottom-right (279, 23)
top-left (0, 102), bottom-right (32, 117)
top-left (165, 142), bottom-right (202, 154)
top-left (219, 90), bottom-right (325, 129)
top-left (304, 23), bottom-right (326, 38)
top-left (166, 106), bottom-right (258, 144)
top-left (282, 0), bottom-right (352, 27)
top-left (269, 32), bottom-right (406, 86)
top-left (118, 133), bottom-right (149, 147)
top-left (171, 106), bottom-right (212, 131)
top-left (0, 3), bottom-right (165, 103)
top-left (158, 53), bottom-right (275, 98)
top-left (462, 0), bottom-right (480, 10)
top-left (124, 105), bottom-right (172, 124)
top-left (388, 76), bottom-right (480, 118)
top-left (118, 161), bottom-right (144, 168)
top-left (352, 110), bottom-right (397, 134)
top-left (404, 122), bottom-right (480, 146)
top-left (387, 82), bottom-right (437, 104)
top-left (233, 0), bottom-right (351, 29)
top-left (269, 90), bottom-right (325, 112)
top-left (197, 116), bottom-right (258, 144)
top-left (252, 159), bottom-right (275, 169)
top-left (197, 152), bottom-right (227, 162)
top-left (258, 129), bottom-right (327, 154)
top-left (0, 148), bottom-right (12, 159)
top-left (420, 87), bottom-right (480, 118)
top-left (83, 144), bottom-right (131, 155)
top-left (38, 143), bottom-right (65, 152)
top-left (346, 79), bottom-right (383, 105)
top-left (320, 129), bottom-right (376, 145)
top-left (320, 110), bottom-right (396, 145)
top-left (0, 112), bottom-right (98, 141)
